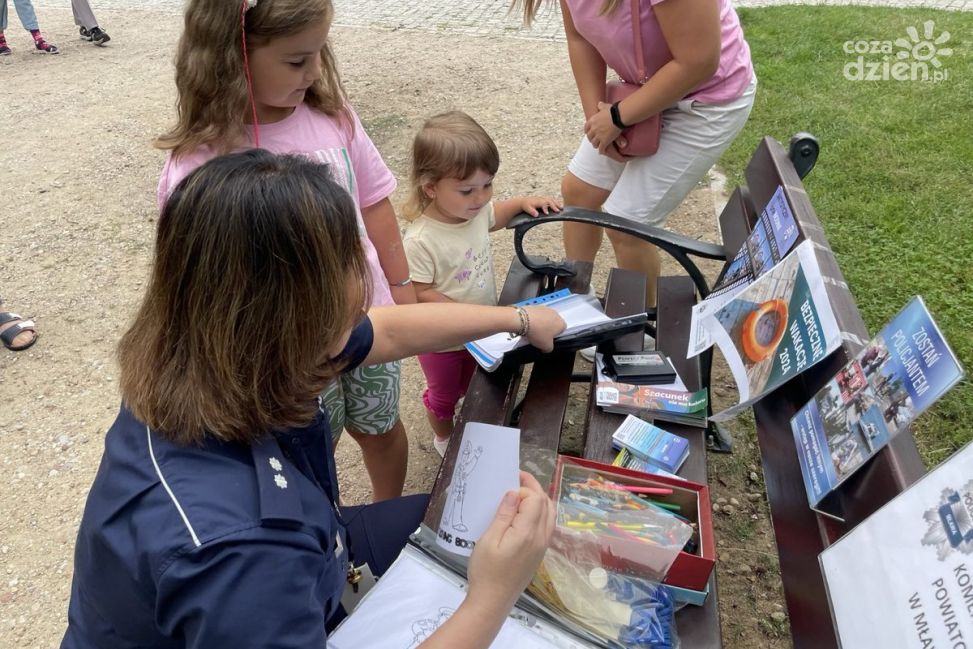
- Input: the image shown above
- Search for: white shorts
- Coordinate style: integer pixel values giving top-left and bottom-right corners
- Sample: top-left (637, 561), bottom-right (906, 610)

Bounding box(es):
top-left (567, 77), bottom-right (757, 227)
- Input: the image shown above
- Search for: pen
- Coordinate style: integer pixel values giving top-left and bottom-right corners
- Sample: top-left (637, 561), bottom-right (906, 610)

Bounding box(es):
top-left (605, 485), bottom-right (674, 495)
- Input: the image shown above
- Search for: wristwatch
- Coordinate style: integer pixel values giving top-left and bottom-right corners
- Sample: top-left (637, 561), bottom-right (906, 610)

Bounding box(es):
top-left (610, 102), bottom-right (628, 130)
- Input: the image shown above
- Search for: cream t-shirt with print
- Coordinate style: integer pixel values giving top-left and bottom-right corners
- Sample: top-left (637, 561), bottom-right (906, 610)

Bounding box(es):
top-left (403, 203), bottom-right (498, 309)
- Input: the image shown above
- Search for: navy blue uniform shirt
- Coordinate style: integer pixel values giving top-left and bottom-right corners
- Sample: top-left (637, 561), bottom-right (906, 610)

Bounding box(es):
top-left (62, 320), bottom-right (374, 648)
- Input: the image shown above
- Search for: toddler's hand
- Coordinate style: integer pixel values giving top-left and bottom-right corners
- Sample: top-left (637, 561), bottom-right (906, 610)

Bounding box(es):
top-left (520, 196), bottom-right (563, 217)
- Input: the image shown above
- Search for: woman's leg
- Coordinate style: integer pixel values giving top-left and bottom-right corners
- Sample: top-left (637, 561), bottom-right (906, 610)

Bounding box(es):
top-left (562, 136), bottom-right (624, 265)
top-left (603, 84), bottom-right (757, 305)
top-left (561, 172), bottom-right (610, 263)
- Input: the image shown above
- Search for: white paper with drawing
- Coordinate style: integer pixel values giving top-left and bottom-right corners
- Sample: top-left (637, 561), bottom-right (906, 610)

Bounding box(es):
top-left (327, 546), bottom-right (582, 649)
top-left (437, 422), bottom-right (520, 556)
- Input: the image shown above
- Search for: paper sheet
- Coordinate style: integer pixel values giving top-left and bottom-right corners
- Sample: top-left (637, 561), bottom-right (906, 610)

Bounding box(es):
top-left (436, 422), bottom-right (520, 556)
top-left (328, 547), bottom-right (581, 649)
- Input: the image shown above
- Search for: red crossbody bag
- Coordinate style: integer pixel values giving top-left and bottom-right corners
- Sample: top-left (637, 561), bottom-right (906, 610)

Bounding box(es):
top-left (604, 0), bottom-right (662, 157)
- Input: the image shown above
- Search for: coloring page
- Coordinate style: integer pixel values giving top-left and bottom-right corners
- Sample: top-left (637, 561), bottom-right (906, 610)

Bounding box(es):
top-left (328, 547), bottom-right (575, 649)
top-left (437, 422), bottom-right (520, 556)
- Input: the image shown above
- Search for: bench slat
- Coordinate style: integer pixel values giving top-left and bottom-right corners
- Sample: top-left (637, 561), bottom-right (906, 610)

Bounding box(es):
top-left (656, 275), bottom-right (722, 649)
top-left (518, 262), bottom-right (593, 486)
top-left (581, 268), bottom-right (647, 462)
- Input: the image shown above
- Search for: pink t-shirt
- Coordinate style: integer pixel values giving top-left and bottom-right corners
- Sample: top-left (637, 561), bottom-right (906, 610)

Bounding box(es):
top-left (157, 103), bottom-right (396, 306)
top-left (565, 0), bottom-right (754, 104)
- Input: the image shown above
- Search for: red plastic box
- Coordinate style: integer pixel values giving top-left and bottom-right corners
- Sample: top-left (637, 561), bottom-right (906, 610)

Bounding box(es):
top-left (551, 455), bottom-right (716, 592)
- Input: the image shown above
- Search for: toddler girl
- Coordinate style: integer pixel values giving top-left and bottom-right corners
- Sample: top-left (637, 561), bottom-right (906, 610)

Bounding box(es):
top-left (155, 0), bottom-right (414, 501)
top-left (403, 111), bottom-right (561, 456)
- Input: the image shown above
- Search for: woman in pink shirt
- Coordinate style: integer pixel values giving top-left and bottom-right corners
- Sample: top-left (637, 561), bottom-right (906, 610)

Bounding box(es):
top-left (519, 0), bottom-right (756, 308)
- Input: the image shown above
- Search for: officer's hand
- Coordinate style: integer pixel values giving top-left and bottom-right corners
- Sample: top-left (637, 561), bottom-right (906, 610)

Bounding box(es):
top-left (521, 306), bottom-right (566, 353)
top-left (466, 471), bottom-right (555, 614)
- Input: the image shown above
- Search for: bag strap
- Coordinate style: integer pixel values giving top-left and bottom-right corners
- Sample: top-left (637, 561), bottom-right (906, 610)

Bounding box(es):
top-left (629, 0), bottom-right (646, 83)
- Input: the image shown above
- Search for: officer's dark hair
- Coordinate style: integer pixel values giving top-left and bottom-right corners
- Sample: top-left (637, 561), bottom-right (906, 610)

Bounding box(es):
top-left (119, 149), bottom-right (370, 444)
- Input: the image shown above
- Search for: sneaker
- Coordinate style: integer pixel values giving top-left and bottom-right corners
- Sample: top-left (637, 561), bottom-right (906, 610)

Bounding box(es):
top-left (432, 435), bottom-right (450, 458)
top-left (80, 26), bottom-right (110, 46)
top-left (0, 44), bottom-right (10, 56)
top-left (34, 38), bottom-right (59, 54)
top-left (579, 333), bottom-right (655, 363)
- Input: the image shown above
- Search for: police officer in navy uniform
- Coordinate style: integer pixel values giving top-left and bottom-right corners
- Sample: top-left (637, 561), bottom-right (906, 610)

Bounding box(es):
top-left (61, 151), bottom-right (561, 648)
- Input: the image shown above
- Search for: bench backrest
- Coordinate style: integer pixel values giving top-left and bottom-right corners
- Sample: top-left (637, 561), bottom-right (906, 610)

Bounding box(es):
top-left (737, 137), bottom-right (927, 648)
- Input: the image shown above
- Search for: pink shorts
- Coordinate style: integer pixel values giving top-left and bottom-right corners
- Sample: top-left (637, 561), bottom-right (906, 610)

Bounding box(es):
top-left (417, 350), bottom-right (478, 421)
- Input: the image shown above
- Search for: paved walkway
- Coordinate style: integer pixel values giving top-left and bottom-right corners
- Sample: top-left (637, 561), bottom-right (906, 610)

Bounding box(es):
top-left (32, 0), bottom-right (972, 35)
top-left (328, 0), bottom-right (969, 39)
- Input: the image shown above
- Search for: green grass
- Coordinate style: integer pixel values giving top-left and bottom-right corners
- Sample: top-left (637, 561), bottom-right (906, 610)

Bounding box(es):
top-left (721, 6), bottom-right (973, 465)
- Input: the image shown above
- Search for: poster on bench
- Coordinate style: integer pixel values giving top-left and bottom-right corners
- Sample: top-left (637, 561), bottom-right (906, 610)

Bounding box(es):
top-left (791, 296), bottom-right (965, 509)
top-left (820, 440), bottom-right (973, 649)
top-left (687, 185), bottom-right (801, 358)
top-left (705, 240), bottom-right (842, 421)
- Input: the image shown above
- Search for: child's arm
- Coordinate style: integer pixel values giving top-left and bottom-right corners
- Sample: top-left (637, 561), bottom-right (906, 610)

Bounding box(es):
top-left (414, 281), bottom-right (455, 304)
top-left (361, 197), bottom-right (417, 305)
top-left (491, 196), bottom-right (563, 232)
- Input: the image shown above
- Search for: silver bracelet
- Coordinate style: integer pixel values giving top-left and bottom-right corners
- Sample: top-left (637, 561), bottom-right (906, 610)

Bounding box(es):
top-left (513, 306), bottom-right (530, 337)
top-left (388, 277), bottom-right (412, 287)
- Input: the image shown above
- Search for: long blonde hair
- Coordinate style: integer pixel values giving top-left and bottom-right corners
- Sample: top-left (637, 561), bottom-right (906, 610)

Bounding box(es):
top-left (512, 0), bottom-right (619, 26)
top-left (403, 111), bottom-right (500, 221)
top-left (156, 0), bottom-right (349, 156)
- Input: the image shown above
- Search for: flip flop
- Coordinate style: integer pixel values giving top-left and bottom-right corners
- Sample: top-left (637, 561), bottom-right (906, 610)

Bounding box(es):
top-left (0, 312), bottom-right (38, 352)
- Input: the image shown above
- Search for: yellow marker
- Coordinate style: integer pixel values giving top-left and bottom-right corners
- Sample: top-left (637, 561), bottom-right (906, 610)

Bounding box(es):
top-left (564, 521), bottom-right (597, 529)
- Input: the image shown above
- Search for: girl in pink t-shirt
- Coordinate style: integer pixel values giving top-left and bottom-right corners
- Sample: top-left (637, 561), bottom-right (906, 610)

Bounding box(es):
top-left (155, 0), bottom-right (414, 502)
top-left (516, 0), bottom-right (756, 309)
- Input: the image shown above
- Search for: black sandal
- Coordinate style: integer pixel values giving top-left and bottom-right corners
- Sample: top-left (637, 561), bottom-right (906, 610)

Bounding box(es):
top-left (0, 312), bottom-right (38, 351)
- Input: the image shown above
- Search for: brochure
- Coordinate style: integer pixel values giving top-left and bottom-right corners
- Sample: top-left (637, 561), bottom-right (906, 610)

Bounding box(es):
top-left (791, 296), bottom-right (965, 508)
top-left (687, 184), bottom-right (801, 358)
top-left (819, 441), bottom-right (973, 648)
top-left (705, 240), bottom-right (842, 421)
top-left (611, 415), bottom-right (689, 474)
top-left (594, 355), bottom-right (708, 428)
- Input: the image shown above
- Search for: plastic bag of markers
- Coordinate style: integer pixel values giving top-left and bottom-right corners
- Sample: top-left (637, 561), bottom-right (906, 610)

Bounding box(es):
top-left (554, 466), bottom-right (694, 581)
top-left (528, 532), bottom-right (681, 649)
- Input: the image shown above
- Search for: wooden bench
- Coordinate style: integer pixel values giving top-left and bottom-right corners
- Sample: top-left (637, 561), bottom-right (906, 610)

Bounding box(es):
top-left (423, 135), bottom-right (927, 648)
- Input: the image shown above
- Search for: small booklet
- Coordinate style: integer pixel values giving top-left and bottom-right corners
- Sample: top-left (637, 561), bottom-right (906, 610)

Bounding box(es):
top-left (819, 440), bottom-right (973, 648)
top-left (611, 415), bottom-right (689, 474)
top-left (612, 449), bottom-right (678, 479)
top-left (603, 351), bottom-right (677, 385)
top-left (791, 296), bottom-right (965, 512)
top-left (595, 354), bottom-right (708, 428)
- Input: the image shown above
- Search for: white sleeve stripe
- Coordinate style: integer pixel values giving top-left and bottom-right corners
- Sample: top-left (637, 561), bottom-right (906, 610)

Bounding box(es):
top-left (146, 426), bottom-right (201, 547)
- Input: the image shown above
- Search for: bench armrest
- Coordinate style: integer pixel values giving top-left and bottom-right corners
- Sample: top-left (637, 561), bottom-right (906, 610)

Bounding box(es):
top-left (507, 206), bottom-right (726, 298)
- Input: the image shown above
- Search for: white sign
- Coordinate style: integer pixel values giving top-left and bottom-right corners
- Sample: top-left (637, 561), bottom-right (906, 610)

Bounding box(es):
top-left (821, 442), bottom-right (973, 648)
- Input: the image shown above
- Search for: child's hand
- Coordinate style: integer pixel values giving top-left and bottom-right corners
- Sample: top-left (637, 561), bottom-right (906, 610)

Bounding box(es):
top-left (520, 196), bottom-right (563, 217)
